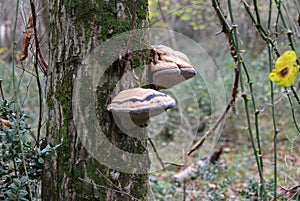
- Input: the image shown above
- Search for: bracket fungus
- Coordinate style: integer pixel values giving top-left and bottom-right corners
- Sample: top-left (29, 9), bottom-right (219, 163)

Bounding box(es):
top-left (150, 45), bottom-right (196, 89)
top-left (107, 88), bottom-right (176, 129)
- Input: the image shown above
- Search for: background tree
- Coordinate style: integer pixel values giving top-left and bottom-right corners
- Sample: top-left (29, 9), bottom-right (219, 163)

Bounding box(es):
top-left (42, 1), bottom-right (149, 200)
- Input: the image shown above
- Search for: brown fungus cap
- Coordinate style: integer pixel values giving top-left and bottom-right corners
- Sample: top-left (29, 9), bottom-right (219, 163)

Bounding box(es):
top-left (150, 45), bottom-right (196, 89)
top-left (107, 88), bottom-right (176, 128)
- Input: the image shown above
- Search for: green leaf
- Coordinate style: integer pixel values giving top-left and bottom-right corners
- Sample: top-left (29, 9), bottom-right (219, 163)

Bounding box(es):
top-left (18, 198), bottom-right (29, 201)
top-left (10, 183), bottom-right (18, 191)
top-left (180, 14), bottom-right (191, 21)
top-left (6, 190), bottom-right (17, 199)
top-left (38, 157), bottom-right (45, 164)
top-left (199, 24), bottom-right (206, 30)
top-left (20, 176), bottom-right (28, 183)
top-left (18, 189), bottom-right (28, 197)
top-left (41, 145), bottom-right (51, 154)
top-left (185, 7), bottom-right (193, 13)
top-left (35, 148), bottom-right (41, 155)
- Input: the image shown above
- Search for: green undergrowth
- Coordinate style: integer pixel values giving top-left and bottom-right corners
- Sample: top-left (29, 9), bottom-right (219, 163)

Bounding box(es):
top-left (0, 99), bottom-right (60, 201)
top-left (150, 49), bottom-right (300, 200)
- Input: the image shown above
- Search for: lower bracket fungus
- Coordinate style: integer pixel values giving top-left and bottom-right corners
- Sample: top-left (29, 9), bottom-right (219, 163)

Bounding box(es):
top-left (107, 88), bottom-right (176, 129)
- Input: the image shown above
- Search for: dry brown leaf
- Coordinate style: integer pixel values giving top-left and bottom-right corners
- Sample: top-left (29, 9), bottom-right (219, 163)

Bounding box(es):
top-left (0, 118), bottom-right (11, 129)
top-left (20, 13), bottom-right (34, 62)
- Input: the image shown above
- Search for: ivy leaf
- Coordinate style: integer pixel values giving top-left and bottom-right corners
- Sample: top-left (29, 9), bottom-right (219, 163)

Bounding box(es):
top-left (18, 189), bottom-right (28, 197)
top-left (38, 158), bottom-right (44, 165)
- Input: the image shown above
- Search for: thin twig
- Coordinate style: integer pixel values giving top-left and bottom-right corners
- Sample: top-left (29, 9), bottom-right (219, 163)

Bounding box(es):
top-left (212, 1), bottom-right (267, 199)
top-left (187, 0), bottom-right (241, 156)
top-left (148, 138), bottom-right (165, 170)
top-left (183, 179), bottom-right (186, 201)
top-left (242, 0), bottom-right (280, 57)
top-left (187, 104), bottom-right (229, 156)
top-left (269, 45), bottom-right (280, 201)
top-left (163, 161), bottom-right (185, 167)
top-left (240, 53), bottom-right (264, 177)
top-left (149, 5), bottom-right (186, 27)
top-left (148, 180), bottom-right (157, 201)
top-left (78, 177), bottom-right (141, 201)
top-left (157, 0), bottom-right (167, 22)
top-left (30, 0), bottom-right (43, 146)
top-left (11, 0), bottom-right (20, 183)
top-left (17, 63), bottom-right (37, 77)
top-left (274, 0), bottom-right (296, 51)
top-left (11, 1), bottom-right (34, 199)
top-left (0, 79), bottom-right (5, 100)
top-left (288, 191), bottom-right (300, 201)
top-left (38, 48), bottom-right (48, 73)
top-left (278, 184), bottom-right (300, 198)
top-left (285, 89), bottom-right (300, 133)
top-left (96, 169), bottom-right (144, 201)
top-left (291, 86), bottom-right (300, 105)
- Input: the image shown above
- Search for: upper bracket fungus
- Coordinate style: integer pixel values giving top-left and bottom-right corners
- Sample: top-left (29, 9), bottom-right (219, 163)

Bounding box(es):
top-left (150, 45), bottom-right (196, 89)
top-left (107, 88), bottom-right (176, 129)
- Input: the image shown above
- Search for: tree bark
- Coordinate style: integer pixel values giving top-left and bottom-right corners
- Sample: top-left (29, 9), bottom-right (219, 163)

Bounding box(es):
top-left (43, 0), bottom-right (149, 200)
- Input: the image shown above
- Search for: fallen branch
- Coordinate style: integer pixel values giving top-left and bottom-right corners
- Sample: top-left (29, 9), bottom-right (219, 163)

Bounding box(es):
top-left (174, 148), bottom-right (223, 181)
top-left (278, 184), bottom-right (300, 199)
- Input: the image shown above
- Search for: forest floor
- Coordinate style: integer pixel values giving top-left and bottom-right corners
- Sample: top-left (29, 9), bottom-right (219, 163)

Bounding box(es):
top-left (150, 113), bottom-right (300, 201)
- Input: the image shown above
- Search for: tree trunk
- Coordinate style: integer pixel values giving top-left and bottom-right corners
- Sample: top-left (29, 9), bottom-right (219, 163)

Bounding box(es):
top-left (43, 1), bottom-right (149, 200)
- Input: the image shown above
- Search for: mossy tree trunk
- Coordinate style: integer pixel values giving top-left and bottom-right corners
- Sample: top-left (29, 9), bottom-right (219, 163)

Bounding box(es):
top-left (42, 1), bottom-right (149, 200)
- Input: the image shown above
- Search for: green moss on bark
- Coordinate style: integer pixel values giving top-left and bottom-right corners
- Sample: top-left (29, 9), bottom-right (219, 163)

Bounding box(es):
top-left (45, 0), bottom-right (149, 200)
top-left (63, 0), bottom-right (148, 42)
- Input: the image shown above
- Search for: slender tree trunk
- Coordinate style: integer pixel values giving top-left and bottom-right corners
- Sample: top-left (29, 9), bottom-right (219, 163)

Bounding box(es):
top-left (43, 1), bottom-right (149, 200)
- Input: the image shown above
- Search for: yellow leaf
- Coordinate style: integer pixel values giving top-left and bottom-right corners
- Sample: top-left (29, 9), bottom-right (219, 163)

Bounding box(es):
top-left (269, 50), bottom-right (299, 86)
